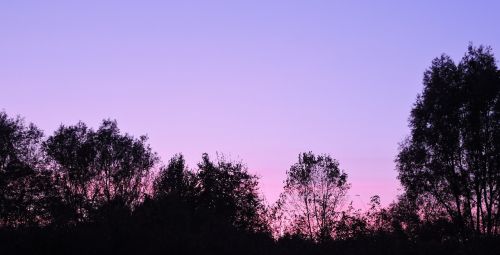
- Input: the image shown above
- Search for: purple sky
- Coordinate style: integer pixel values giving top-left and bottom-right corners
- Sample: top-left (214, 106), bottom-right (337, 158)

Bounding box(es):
top-left (1, 1), bottom-right (500, 207)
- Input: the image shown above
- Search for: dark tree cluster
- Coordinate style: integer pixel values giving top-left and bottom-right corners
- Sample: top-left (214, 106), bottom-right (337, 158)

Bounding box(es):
top-left (397, 45), bottom-right (500, 240)
top-left (1, 44), bottom-right (500, 255)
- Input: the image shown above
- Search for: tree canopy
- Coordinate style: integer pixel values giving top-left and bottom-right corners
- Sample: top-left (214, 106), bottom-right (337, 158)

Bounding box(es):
top-left (272, 152), bottom-right (350, 241)
top-left (397, 44), bottom-right (500, 238)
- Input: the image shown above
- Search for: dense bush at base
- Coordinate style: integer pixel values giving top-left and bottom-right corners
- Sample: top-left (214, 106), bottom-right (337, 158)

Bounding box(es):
top-left (2, 223), bottom-right (500, 255)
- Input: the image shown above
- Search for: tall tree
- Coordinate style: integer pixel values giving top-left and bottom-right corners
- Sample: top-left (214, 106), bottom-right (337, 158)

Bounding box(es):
top-left (43, 121), bottom-right (97, 223)
top-left (397, 45), bottom-right (500, 238)
top-left (0, 112), bottom-right (52, 227)
top-left (92, 120), bottom-right (158, 207)
top-left (196, 153), bottom-right (268, 233)
top-left (44, 119), bottom-right (158, 223)
top-left (153, 154), bottom-right (197, 200)
top-left (273, 152), bottom-right (350, 241)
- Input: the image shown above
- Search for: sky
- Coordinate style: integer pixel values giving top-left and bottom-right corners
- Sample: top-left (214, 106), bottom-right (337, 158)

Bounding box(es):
top-left (1, 1), bottom-right (500, 207)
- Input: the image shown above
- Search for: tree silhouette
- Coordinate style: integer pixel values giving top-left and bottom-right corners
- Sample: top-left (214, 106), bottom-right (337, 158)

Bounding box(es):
top-left (92, 120), bottom-right (157, 208)
top-left (131, 153), bottom-right (272, 254)
top-left (44, 119), bottom-right (158, 223)
top-left (0, 112), bottom-right (54, 227)
top-left (43, 121), bottom-right (97, 224)
top-left (196, 153), bottom-right (269, 234)
top-left (153, 154), bottom-right (197, 200)
top-left (397, 44), bottom-right (500, 238)
top-left (273, 152), bottom-right (350, 242)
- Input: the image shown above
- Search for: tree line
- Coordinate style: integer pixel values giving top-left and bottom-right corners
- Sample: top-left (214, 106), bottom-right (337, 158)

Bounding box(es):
top-left (1, 44), bottom-right (499, 254)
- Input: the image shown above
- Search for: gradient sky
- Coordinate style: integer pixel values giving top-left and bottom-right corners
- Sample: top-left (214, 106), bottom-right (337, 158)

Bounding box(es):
top-left (1, 1), bottom-right (500, 207)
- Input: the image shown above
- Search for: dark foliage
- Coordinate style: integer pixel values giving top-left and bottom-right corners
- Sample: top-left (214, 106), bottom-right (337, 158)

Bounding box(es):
top-left (272, 152), bottom-right (350, 241)
top-left (397, 44), bottom-right (500, 240)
